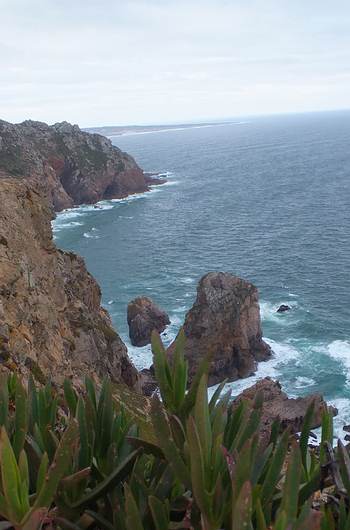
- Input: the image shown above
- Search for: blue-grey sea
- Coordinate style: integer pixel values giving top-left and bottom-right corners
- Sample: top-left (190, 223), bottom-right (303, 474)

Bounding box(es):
top-left (53, 111), bottom-right (350, 436)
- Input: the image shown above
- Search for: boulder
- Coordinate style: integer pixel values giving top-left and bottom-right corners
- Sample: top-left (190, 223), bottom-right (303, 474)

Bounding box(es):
top-left (233, 377), bottom-right (337, 443)
top-left (168, 272), bottom-right (272, 386)
top-left (127, 297), bottom-right (170, 347)
top-left (277, 304), bottom-right (291, 313)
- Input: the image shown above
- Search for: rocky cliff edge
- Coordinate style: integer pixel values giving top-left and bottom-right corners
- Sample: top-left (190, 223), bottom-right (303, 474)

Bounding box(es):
top-left (0, 119), bottom-right (160, 211)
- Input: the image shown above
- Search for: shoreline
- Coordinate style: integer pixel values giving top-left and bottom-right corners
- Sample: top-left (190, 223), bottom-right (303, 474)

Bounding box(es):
top-left (53, 172), bottom-right (167, 216)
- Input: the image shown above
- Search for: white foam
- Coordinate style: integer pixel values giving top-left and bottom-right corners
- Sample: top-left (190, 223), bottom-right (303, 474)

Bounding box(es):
top-left (260, 300), bottom-right (298, 324)
top-left (158, 180), bottom-right (179, 187)
top-left (180, 277), bottom-right (195, 284)
top-left (155, 171), bottom-right (174, 178)
top-left (329, 398), bottom-right (350, 442)
top-left (52, 201), bottom-right (115, 232)
top-left (52, 220), bottom-right (83, 232)
top-left (294, 376), bottom-right (315, 388)
top-left (83, 231), bottom-right (100, 239)
top-left (327, 340), bottom-right (350, 383)
top-left (208, 338), bottom-right (301, 399)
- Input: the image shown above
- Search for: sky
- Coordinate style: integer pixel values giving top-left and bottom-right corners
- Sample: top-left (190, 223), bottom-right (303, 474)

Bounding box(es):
top-left (1, 0), bottom-right (350, 127)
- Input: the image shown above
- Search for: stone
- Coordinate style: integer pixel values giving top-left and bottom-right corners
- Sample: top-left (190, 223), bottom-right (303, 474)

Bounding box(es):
top-left (168, 272), bottom-right (272, 386)
top-left (127, 297), bottom-right (170, 346)
top-left (232, 377), bottom-right (337, 443)
top-left (277, 304), bottom-right (291, 313)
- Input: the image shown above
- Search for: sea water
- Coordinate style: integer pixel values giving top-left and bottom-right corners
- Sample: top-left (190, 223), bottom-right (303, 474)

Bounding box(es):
top-left (53, 111), bottom-right (350, 436)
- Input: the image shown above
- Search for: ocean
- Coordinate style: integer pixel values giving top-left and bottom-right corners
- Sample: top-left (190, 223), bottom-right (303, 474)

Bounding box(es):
top-left (53, 111), bottom-right (350, 437)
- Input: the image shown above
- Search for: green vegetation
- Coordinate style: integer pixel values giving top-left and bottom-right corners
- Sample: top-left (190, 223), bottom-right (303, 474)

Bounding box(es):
top-left (0, 332), bottom-right (349, 529)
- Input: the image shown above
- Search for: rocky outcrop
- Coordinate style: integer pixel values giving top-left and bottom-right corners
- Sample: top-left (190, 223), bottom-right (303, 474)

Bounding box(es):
top-left (232, 378), bottom-right (337, 443)
top-left (277, 304), bottom-right (291, 313)
top-left (127, 297), bottom-right (170, 346)
top-left (169, 272), bottom-right (272, 386)
top-left (0, 177), bottom-right (139, 388)
top-left (0, 119), bottom-right (164, 212)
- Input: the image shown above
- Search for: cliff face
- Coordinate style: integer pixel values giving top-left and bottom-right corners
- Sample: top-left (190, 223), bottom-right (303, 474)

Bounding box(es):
top-left (0, 177), bottom-right (139, 388)
top-left (0, 119), bottom-right (152, 211)
top-left (0, 173), bottom-right (142, 387)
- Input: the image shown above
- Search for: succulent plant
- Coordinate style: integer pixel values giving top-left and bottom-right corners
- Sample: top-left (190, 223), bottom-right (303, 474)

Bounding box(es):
top-left (0, 330), bottom-right (346, 528)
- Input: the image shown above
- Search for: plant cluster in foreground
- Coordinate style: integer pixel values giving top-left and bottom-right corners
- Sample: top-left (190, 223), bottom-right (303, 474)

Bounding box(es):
top-left (0, 330), bottom-right (349, 529)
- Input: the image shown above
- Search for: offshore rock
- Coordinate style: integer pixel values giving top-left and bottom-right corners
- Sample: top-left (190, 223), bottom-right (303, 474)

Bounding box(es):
top-left (0, 178), bottom-right (139, 388)
top-left (127, 297), bottom-right (170, 347)
top-left (233, 377), bottom-right (337, 443)
top-left (169, 272), bottom-right (272, 386)
top-left (0, 119), bottom-right (162, 211)
top-left (277, 304), bottom-right (291, 313)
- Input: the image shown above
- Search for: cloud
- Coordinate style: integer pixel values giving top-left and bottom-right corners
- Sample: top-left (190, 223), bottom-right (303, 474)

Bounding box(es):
top-left (1, 0), bottom-right (350, 125)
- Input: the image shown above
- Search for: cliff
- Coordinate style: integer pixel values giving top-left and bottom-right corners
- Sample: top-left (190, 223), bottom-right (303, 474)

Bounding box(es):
top-left (0, 119), bottom-right (158, 211)
top-left (0, 177), bottom-right (139, 388)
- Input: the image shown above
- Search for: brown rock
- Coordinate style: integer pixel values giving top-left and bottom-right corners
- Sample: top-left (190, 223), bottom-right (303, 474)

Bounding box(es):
top-left (233, 377), bottom-right (337, 442)
top-left (0, 178), bottom-right (139, 389)
top-left (169, 272), bottom-right (271, 386)
top-left (127, 297), bottom-right (170, 346)
top-left (0, 119), bottom-right (160, 212)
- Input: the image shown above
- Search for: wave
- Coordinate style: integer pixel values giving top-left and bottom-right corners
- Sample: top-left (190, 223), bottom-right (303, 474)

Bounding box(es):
top-left (52, 172), bottom-right (176, 234)
top-left (329, 397), bottom-right (350, 442)
top-left (83, 229), bottom-right (100, 239)
top-left (207, 338), bottom-right (301, 399)
top-left (260, 300), bottom-right (299, 324)
top-left (294, 376), bottom-right (316, 388)
top-left (327, 340), bottom-right (350, 383)
top-left (52, 220), bottom-right (83, 233)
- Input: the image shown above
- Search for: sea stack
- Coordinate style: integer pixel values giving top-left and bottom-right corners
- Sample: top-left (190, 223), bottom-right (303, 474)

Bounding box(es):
top-left (168, 272), bottom-right (272, 386)
top-left (127, 296), bottom-right (170, 346)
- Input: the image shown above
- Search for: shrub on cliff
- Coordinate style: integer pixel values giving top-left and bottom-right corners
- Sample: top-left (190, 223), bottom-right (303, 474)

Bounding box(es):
top-left (0, 332), bottom-right (348, 529)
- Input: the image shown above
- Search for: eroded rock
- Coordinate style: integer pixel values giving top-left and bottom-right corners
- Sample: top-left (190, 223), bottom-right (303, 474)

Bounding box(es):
top-left (168, 272), bottom-right (272, 386)
top-left (233, 377), bottom-right (337, 443)
top-left (127, 297), bottom-right (170, 346)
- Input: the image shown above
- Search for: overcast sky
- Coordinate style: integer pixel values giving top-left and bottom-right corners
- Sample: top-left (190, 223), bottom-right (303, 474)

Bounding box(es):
top-left (1, 0), bottom-right (350, 126)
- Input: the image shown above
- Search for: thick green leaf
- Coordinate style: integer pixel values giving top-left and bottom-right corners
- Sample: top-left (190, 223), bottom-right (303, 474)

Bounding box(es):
top-left (149, 495), bottom-right (169, 530)
top-left (260, 428), bottom-right (289, 506)
top-left (0, 426), bottom-right (23, 523)
top-left (194, 374), bottom-right (211, 464)
top-left (28, 419), bottom-right (78, 513)
top-left (151, 397), bottom-right (190, 487)
top-left (13, 380), bottom-right (28, 460)
top-left (63, 379), bottom-right (77, 416)
top-left (0, 376), bottom-right (9, 430)
top-left (232, 480), bottom-right (253, 530)
top-left (70, 448), bottom-right (141, 508)
top-left (125, 484), bottom-right (144, 530)
top-left (300, 401), bottom-right (314, 474)
top-left (186, 416), bottom-right (209, 516)
top-left (279, 443), bottom-right (302, 522)
top-left (76, 397), bottom-right (91, 469)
